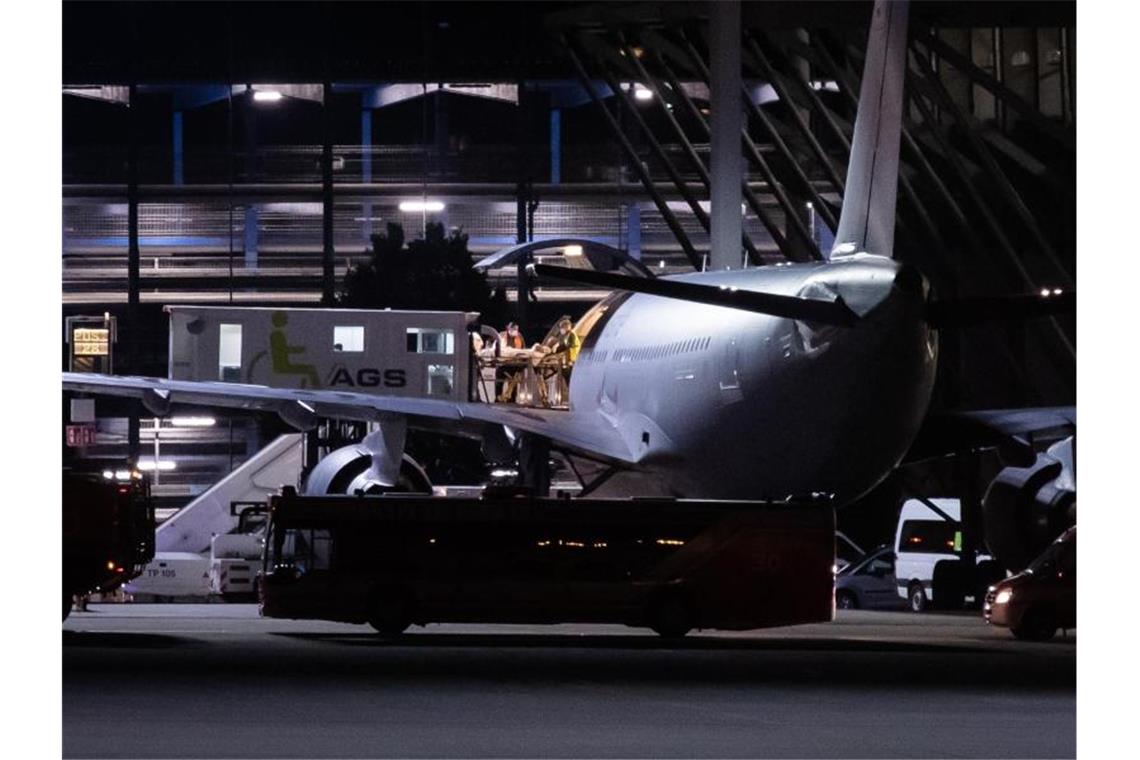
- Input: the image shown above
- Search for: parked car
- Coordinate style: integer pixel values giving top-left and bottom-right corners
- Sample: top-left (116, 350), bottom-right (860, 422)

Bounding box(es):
top-left (984, 526), bottom-right (1076, 641)
top-left (836, 546), bottom-right (908, 610)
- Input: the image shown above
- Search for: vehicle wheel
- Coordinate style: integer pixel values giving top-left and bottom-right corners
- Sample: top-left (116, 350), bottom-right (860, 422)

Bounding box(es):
top-left (1012, 608), bottom-right (1057, 641)
top-left (63, 593), bottom-right (72, 622)
top-left (836, 590), bottom-right (859, 610)
top-left (367, 590), bottom-right (412, 637)
top-left (908, 582), bottom-right (928, 613)
top-left (649, 593), bottom-right (693, 638)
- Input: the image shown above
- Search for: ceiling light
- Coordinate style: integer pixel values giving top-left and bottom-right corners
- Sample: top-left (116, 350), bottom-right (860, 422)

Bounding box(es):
top-left (564, 245), bottom-right (583, 257)
top-left (399, 200), bottom-right (445, 213)
top-left (137, 460), bottom-right (177, 471)
top-left (169, 417), bottom-right (216, 428)
top-left (633, 85), bottom-right (653, 101)
top-left (253, 90), bottom-right (283, 102)
top-left (170, 416), bottom-right (216, 427)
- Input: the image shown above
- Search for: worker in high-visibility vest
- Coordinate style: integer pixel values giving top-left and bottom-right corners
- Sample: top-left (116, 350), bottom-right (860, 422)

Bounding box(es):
top-left (553, 316), bottom-right (580, 365)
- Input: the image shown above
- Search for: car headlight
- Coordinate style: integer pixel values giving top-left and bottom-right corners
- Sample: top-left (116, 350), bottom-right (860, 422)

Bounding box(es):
top-left (993, 589), bottom-right (1013, 605)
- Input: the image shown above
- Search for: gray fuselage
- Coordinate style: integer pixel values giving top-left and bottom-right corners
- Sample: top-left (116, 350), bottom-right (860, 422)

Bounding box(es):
top-left (568, 254), bottom-right (938, 503)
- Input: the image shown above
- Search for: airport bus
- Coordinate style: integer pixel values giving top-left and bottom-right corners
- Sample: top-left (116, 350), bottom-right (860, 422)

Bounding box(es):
top-left (259, 488), bottom-right (836, 637)
top-left (63, 467), bottom-right (156, 620)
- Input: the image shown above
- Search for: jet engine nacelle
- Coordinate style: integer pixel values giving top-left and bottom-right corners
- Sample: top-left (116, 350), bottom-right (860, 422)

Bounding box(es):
top-left (982, 436), bottom-right (1075, 573)
top-left (302, 443), bottom-right (432, 496)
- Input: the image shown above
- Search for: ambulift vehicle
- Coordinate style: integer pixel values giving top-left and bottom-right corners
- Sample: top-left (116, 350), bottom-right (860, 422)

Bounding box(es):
top-left (984, 527), bottom-right (1076, 641)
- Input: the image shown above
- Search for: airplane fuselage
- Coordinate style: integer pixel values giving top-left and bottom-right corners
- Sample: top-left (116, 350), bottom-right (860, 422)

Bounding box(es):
top-left (568, 254), bottom-right (938, 502)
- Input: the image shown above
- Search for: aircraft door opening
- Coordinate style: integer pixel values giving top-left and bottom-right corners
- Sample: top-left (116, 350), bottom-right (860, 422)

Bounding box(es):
top-left (719, 336), bottom-right (743, 404)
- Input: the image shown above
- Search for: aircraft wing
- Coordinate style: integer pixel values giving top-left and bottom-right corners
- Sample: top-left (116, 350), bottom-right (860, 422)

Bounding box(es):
top-left (62, 372), bottom-right (640, 465)
top-left (905, 406), bottom-right (1075, 467)
top-left (948, 406), bottom-right (1076, 435)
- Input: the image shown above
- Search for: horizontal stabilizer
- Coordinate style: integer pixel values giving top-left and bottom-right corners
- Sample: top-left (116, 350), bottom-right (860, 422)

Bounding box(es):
top-left (532, 264), bottom-right (859, 327)
top-left (926, 291), bottom-right (1075, 328)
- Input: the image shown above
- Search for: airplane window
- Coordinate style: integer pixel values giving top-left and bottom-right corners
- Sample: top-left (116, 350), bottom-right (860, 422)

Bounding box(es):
top-left (333, 326), bottom-right (364, 353)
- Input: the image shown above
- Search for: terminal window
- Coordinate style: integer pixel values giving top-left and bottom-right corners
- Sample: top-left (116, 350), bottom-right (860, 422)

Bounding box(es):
top-left (218, 323), bottom-right (242, 382)
top-left (427, 364), bottom-right (455, 396)
top-left (333, 326), bottom-right (365, 353)
top-left (407, 328), bottom-right (455, 354)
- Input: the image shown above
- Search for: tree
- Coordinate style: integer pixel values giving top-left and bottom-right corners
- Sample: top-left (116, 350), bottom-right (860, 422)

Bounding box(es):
top-left (340, 221), bottom-right (509, 326)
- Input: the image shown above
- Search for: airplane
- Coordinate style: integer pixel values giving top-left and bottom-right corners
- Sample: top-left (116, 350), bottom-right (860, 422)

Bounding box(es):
top-left (63, 2), bottom-right (1073, 524)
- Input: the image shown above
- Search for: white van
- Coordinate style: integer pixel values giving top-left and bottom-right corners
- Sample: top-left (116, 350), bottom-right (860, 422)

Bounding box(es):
top-left (894, 499), bottom-right (989, 612)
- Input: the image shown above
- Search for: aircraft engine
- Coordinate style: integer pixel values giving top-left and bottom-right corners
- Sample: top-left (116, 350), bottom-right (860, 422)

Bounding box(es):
top-left (302, 443), bottom-right (432, 496)
top-left (982, 436), bottom-right (1075, 573)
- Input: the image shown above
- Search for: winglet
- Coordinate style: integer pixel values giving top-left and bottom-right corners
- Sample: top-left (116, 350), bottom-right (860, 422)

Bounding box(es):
top-left (831, 0), bottom-right (909, 260)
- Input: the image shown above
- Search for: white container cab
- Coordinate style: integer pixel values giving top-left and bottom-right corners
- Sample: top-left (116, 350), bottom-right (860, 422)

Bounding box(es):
top-left (894, 498), bottom-right (992, 612)
top-left (166, 306), bottom-right (478, 401)
top-left (123, 552), bottom-right (212, 599)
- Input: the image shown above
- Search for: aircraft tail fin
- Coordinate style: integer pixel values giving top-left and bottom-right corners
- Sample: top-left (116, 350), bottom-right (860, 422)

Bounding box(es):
top-left (831, 0), bottom-right (909, 260)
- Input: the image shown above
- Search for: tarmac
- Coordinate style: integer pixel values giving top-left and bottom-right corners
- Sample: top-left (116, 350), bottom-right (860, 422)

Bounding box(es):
top-left (63, 605), bottom-right (1075, 758)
